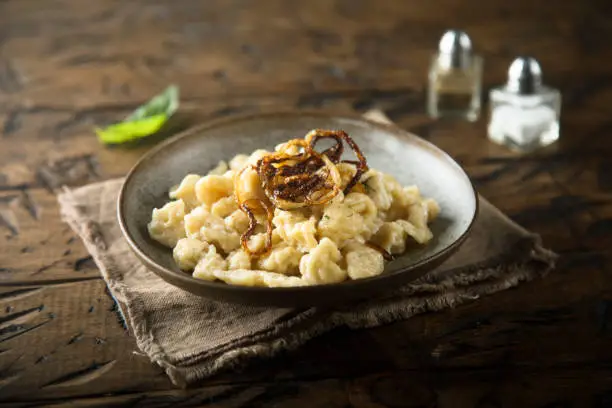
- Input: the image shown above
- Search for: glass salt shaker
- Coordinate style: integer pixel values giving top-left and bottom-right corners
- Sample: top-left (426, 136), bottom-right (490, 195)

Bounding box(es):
top-left (427, 30), bottom-right (483, 121)
top-left (487, 57), bottom-right (561, 152)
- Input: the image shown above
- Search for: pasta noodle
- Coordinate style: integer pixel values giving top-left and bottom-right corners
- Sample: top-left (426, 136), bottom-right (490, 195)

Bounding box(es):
top-left (148, 130), bottom-right (439, 287)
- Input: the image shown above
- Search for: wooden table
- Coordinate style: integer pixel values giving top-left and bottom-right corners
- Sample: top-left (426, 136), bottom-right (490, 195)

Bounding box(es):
top-left (1, 0), bottom-right (611, 406)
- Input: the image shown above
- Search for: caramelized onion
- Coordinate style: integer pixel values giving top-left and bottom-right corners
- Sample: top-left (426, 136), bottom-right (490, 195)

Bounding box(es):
top-left (239, 198), bottom-right (274, 256)
top-left (235, 129), bottom-right (369, 256)
top-left (304, 129), bottom-right (368, 194)
top-left (258, 129), bottom-right (368, 209)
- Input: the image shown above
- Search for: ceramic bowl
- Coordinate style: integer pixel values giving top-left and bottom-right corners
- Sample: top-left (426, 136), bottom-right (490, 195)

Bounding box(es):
top-left (118, 112), bottom-right (478, 307)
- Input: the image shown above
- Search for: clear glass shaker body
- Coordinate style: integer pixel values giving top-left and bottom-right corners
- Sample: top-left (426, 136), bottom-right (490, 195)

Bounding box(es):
top-left (487, 86), bottom-right (561, 152)
top-left (427, 54), bottom-right (483, 122)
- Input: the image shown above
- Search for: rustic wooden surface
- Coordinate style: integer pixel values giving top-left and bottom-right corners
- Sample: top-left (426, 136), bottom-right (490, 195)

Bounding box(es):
top-left (1, 0), bottom-right (612, 406)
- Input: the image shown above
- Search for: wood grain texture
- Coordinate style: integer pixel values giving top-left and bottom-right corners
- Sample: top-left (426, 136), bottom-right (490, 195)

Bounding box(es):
top-left (1, 0), bottom-right (612, 406)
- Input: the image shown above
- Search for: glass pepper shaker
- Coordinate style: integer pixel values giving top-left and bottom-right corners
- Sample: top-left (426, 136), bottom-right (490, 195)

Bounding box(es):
top-left (487, 57), bottom-right (561, 152)
top-left (427, 30), bottom-right (483, 121)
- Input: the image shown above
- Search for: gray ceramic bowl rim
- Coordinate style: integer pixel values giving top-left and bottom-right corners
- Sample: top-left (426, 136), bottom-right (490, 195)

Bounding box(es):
top-left (117, 110), bottom-right (479, 295)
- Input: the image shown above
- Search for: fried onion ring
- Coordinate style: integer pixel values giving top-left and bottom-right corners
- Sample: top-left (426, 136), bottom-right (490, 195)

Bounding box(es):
top-left (239, 198), bottom-right (274, 256)
top-left (235, 129), bottom-right (368, 255)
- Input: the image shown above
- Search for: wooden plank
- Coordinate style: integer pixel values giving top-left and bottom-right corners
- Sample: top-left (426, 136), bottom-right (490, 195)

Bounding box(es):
top-left (1, 0), bottom-right (612, 405)
top-left (0, 279), bottom-right (170, 400)
top-left (0, 0), bottom-right (607, 110)
top-left (2, 368), bottom-right (612, 406)
top-left (0, 189), bottom-right (100, 285)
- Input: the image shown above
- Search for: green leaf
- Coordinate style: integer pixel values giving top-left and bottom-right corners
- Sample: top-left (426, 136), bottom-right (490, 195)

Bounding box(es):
top-left (95, 114), bottom-right (168, 144)
top-left (125, 85), bottom-right (179, 122)
top-left (96, 85), bottom-right (179, 145)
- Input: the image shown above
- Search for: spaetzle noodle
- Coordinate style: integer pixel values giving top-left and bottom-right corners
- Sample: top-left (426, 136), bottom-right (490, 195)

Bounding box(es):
top-left (148, 130), bottom-right (439, 287)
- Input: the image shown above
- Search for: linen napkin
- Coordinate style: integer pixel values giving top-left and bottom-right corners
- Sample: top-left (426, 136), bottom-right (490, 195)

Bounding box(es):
top-left (57, 110), bottom-right (556, 386)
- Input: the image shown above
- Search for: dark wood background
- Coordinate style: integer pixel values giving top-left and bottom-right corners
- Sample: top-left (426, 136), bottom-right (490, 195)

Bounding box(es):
top-left (1, 0), bottom-right (612, 406)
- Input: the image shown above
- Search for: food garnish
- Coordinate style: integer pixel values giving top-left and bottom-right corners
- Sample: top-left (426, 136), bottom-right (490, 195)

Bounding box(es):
top-left (95, 85), bottom-right (179, 145)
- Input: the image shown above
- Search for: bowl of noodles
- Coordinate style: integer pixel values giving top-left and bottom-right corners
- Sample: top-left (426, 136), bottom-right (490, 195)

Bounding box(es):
top-left (118, 111), bottom-right (478, 307)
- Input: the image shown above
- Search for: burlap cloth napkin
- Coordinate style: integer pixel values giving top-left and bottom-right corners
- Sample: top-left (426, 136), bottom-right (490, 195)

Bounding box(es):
top-left (57, 110), bottom-right (556, 387)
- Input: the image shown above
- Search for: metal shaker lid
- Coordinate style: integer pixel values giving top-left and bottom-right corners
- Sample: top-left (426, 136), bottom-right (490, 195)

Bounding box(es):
top-left (506, 57), bottom-right (543, 94)
top-left (437, 30), bottom-right (472, 69)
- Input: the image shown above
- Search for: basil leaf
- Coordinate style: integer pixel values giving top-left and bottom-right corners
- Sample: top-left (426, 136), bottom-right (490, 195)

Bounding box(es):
top-left (96, 85), bottom-right (179, 145)
top-left (95, 114), bottom-right (168, 144)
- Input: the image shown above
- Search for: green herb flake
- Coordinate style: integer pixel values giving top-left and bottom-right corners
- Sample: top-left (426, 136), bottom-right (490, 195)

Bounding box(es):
top-left (95, 85), bottom-right (179, 145)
